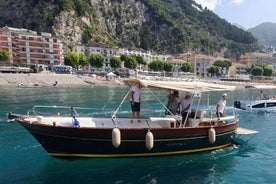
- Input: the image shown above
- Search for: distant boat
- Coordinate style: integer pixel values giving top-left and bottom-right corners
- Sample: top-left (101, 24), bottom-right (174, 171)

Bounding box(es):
top-left (18, 82), bottom-right (39, 88)
top-left (9, 79), bottom-right (257, 158)
top-left (18, 81), bottom-right (58, 88)
top-left (234, 85), bottom-right (276, 112)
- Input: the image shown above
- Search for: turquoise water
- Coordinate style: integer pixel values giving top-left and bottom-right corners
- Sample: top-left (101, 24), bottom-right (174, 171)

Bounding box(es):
top-left (0, 86), bottom-right (276, 184)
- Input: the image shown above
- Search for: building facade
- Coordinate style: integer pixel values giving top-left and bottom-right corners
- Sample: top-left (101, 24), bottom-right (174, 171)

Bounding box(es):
top-left (76, 43), bottom-right (119, 71)
top-left (189, 54), bottom-right (212, 78)
top-left (76, 44), bottom-right (171, 72)
top-left (0, 26), bottom-right (63, 67)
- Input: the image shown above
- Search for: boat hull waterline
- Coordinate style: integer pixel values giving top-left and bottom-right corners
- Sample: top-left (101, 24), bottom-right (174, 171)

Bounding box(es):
top-left (17, 118), bottom-right (238, 158)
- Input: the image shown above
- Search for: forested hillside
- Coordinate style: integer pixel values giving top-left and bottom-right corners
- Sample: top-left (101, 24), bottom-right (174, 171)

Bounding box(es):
top-left (0, 0), bottom-right (259, 59)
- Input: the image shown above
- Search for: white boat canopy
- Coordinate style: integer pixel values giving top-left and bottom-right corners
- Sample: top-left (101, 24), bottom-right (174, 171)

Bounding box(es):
top-left (124, 79), bottom-right (236, 93)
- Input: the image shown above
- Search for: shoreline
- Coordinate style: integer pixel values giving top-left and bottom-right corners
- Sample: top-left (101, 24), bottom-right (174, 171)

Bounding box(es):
top-left (0, 73), bottom-right (274, 88)
top-left (0, 73), bottom-right (123, 88)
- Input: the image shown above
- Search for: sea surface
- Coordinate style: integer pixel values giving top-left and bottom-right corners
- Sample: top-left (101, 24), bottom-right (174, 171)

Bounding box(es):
top-left (0, 86), bottom-right (276, 184)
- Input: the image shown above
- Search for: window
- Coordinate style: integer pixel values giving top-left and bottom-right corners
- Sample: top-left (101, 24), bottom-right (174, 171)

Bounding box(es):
top-left (266, 102), bottom-right (276, 108)
top-left (252, 103), bottom-right (265, 108)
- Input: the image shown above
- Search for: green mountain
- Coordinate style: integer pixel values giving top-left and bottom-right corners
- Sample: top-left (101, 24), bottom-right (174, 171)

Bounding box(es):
top-left (0, 0), bottom-right (258, 59)
top-left (248, 22), bottom-right (276, 48)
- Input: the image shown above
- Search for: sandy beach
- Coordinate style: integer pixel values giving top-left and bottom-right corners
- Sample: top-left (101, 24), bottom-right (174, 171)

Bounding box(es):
top-left (0, 73), bottom-right (273, 88)
top-left (0, 73), bottom-right (123, 87)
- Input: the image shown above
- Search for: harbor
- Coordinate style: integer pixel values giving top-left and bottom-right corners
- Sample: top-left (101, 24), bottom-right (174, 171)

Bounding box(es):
top-left (0, 86), bottom-right (275, 183)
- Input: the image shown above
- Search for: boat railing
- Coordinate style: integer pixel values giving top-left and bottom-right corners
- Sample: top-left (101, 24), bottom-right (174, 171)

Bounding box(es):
top-left (24, 104), bottom-right (161, 120)
top-left (26, 105), bottom-right (117, 118)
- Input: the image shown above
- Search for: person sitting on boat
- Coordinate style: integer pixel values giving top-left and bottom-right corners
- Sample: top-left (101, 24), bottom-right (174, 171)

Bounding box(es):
top-left (180, 93), bottom-right (192, 125)
top-left (130, 82), bottom-right (142, 121)
top-left (259, 90), bottom-right (265, 100)
top-left (216, 93), bottom-right (227, 120)
top-left (270, 95), bottom-right (276, 100)
top-left (166, 90), bottom-right (180, 115)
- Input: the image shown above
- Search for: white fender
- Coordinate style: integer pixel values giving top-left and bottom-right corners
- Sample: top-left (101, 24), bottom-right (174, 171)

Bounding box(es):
top-left (145, 131), bottom-right (154, 150)
top-left (208, 127), bottom-right (216, 144)
top-left (112, 128), bottom-right (121, 148)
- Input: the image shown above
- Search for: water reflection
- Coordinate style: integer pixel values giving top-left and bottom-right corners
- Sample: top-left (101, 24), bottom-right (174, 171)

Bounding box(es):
top-left (33, 146), bottom-right (257, 184)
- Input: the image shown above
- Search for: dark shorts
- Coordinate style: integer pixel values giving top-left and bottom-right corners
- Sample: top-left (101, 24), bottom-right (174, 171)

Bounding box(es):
top-left (216, 112), bottom-right (224, 117)
top-left (181, 112), bottom-right (189, 124)
top-left (131, 101), bottom-right (140, 112)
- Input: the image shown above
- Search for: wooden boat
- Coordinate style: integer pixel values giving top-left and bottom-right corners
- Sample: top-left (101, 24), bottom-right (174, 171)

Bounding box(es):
top-left (11, 79), bottom-right (257, 158)
top-left (6, 112), bottom-right (26, 122)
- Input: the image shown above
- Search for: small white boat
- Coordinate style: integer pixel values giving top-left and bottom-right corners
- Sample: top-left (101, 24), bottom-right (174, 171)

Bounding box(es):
top-left (234, 85), bottom-right (276, 112)
top-left (234, 99), bottom-right (276, 112)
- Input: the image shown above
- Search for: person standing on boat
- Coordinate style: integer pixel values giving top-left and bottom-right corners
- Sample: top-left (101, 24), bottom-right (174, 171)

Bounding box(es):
top-left (180, 93), bottom-right (192, 125)
top-left (130, 82), bottom-right (142, 121)
top-left (216, 93), bottom-right (227, 120)
top-left (166, 90), bottom-right (180, 115)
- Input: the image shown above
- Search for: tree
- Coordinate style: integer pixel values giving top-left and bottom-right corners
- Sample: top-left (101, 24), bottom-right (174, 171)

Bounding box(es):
top-left (64, 52), bottom-right (79, 68)
top-left (213, 60), bottom-right (231, 69)
top-left (120, 54), bottom-right (127, 62)
top-left (163, 62), bottom-right (173, 72)
top-left (208, 66), bottom-right (218, 77)
top-left (89, 53), bottom-right (105, 68)
top-left (148, 60), bottom-right (164, 71)
top-left (0, 49), bottom-right (9, 63)
top-left (110, 56), bottom-right (121, 69)
top-left (263, 65), bottom-right (274, 76)
top-left (213, 60), bottom-right (232, 77)
top-left (251, 65), bottom-right (263, 76)
top-left (124, 55), bottom-right (138, 69)
top-left (135, 55), bottom-right (147, 65)
top-left (78, 53), bottom-right (88, 67)
top-left (181, 62), bottom-right (192, 72)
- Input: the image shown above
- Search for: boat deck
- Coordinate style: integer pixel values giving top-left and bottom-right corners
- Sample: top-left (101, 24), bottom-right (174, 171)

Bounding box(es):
top-left (24, 115), bottom-right (235, 129)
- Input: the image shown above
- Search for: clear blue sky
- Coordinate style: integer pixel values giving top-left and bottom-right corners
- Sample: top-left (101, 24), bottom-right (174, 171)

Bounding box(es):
top-left (194, 0), bottom-right (276, 29)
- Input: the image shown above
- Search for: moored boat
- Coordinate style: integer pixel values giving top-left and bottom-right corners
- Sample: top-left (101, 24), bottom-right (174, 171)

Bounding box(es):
top-left (11, 79), bottom-right (257, 158)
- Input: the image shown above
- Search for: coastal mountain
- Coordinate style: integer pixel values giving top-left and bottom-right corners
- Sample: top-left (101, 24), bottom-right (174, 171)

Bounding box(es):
top-left (233, 23), bottom-right (246, 31)
top-left (0, 0), bottom-right (258, 58)
top-left (248, 22), bottom-right (276, 48)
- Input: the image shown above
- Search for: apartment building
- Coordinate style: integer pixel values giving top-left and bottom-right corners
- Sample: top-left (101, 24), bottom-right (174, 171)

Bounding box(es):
top-left (76, 43), bottom-right (119, 71)
top-left (0, 26), bottom-right (63, 68)
top-left (240, 52), bottom-right (276, 67)
top-left (76, 44), bottom-right (171, 71)
top-left (118, 48), bottom-right (170, 63)
top-left (188, 53), bottom-right (212, 78)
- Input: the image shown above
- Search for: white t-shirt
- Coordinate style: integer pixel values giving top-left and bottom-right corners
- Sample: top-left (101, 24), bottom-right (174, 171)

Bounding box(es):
top-left (130, 85), bottom-right (141, 102)
top-left (217, 98), bottom-right (226, 113)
